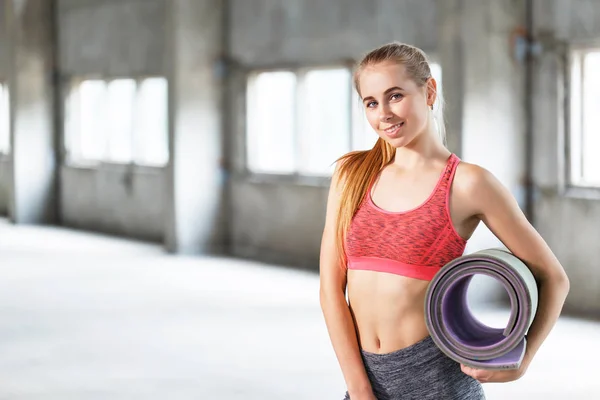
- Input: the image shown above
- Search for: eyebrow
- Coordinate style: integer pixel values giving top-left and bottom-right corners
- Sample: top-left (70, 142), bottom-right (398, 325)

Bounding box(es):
top-left (362, 86), bottom-right (405, 103)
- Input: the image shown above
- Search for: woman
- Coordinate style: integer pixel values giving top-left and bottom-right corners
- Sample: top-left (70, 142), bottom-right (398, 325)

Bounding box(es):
top-left (319, 42), bottom-right (570, 400)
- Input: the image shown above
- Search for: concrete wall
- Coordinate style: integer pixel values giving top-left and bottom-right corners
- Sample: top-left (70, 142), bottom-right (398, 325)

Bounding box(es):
top-left (0, 159), bottom-right (9, 216)
top-left (0, 0), bottom-right (9, 216)
top-left (57, 0), bottom-right (167, 241)
top-left (228, 0), bottom-right (438, 268)
top-left (229, 0), bottom-right (438, 66)
top-left (532, 0), bottom-right (600, 316)
top-left (59, 165), bottom-right (165, 242)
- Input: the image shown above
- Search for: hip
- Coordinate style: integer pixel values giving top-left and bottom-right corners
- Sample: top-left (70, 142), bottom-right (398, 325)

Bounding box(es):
top-left (343, 336), bottom-right (486, 400)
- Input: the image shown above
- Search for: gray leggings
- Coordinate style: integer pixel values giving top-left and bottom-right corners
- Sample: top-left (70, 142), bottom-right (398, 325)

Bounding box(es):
top-left (343, 335), bottom-right (486, 400)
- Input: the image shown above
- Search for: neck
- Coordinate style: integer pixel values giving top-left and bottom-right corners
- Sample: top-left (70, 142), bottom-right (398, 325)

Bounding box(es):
top-left (392, 122), bottom-right (447, 169)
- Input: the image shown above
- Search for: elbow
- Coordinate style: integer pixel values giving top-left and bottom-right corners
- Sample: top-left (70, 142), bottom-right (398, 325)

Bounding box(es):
top-left (542, 269), bottom-right (570, 295)
top-left (555, 267), bottom-right (570, 292)
top-left (560, 274), bottom-right (570, 294)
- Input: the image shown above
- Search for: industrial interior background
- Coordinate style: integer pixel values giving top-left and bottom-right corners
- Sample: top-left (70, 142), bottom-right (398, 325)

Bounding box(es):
top-left (0, 0), bottom-right (599, 399)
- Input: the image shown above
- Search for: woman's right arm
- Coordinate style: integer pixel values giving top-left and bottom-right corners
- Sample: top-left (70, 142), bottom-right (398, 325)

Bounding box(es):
top-left (319, 165), bottom-right (375, 400)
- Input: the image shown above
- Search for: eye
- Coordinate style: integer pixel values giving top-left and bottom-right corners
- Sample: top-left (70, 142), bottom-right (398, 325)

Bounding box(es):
top-left (366, 101), bottom-right (377, 108)
top-left (390, 93), bottom-right (404, 101)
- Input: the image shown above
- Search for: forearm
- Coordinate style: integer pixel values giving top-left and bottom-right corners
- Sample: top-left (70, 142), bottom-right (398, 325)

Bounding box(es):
top-left (320, 291), bottom-right (373, 396)
top-left (523, 275), bottom-right (570, 368)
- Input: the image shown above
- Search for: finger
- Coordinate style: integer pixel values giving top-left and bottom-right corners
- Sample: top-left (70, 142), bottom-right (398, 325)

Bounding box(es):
top-left (460, 364), bottom-right (476, 378)
top-left (461, 364), bottom-right (487, 382)
top-left (461, 364), bottom-right (476, 374)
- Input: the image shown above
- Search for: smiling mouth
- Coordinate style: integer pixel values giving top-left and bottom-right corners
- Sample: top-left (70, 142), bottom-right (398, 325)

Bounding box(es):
top-left (383, 122), bottom-right (405, 133)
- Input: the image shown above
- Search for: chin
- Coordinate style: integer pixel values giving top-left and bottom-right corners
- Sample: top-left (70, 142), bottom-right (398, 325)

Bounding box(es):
top-left (379, 134), bottom-right (411, 148)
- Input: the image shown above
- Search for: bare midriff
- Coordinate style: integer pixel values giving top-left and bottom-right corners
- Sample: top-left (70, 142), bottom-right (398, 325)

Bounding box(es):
top-left (347, 269), bottom-right (432, 354)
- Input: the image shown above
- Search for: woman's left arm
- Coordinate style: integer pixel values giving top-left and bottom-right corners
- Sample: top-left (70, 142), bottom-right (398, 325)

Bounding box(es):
top-left (457, 164), bottom-right (570, 383)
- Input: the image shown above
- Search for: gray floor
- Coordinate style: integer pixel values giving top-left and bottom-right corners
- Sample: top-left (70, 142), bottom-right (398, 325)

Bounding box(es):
top-left (0, 220), bottom-right (598, 399)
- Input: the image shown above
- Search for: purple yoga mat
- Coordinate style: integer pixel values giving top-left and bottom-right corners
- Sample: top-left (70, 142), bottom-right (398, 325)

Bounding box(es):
top-left (424, 248), bottom-right (538, 370)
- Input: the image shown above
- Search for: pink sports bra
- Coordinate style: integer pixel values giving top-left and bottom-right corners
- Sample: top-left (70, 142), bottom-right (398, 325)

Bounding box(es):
top-left (345, 154), bottom-right (467, 281)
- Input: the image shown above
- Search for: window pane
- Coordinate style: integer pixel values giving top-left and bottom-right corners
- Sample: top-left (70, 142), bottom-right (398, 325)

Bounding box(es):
top-left (298, 68), bottom-right (351, 176)
top-left (0, 83), bottom-right (9, 154)
top-left (134, 77), bottom-right (169, 166)
top-left (106, 79), bottom-right (135, 163)
top-left (246, 71), bottom-right (296, 174)
top-left (582, 51), bottom-right (600, 185)
top-left (78, 80), bottom-right (108, 161)
top-left (570, 53), bottom-right (583, 184)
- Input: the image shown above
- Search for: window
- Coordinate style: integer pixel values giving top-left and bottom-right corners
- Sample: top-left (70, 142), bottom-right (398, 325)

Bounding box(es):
top-left (298, 69), bottom-right (351, 175)
top-left (569, 48), bottom-right (600, 187)
top-left (246, 63), bottom-right (442, 176)
top-left (246, 71), bottom-right (296, 174)
top-left (65, 77), bottom-right (169, 166)
top-left (246, 67), bottom-right (352, 176)
top-left (0, 82), bottom-right (9, 155)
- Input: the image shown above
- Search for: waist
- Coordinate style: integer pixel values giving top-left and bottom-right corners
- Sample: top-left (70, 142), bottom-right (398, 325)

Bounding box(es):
top-left (347, 268), bottom-right (431, 354)
top-left (347, 256), bottom-right (442, 281)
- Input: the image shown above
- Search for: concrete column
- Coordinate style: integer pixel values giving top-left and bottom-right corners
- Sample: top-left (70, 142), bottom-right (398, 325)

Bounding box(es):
top-left (164, 0), bottom-right (227, 254)
top-left (6, 0), bottom-right (58, 224)
top-left (438, 0), bottom-right (464, 157)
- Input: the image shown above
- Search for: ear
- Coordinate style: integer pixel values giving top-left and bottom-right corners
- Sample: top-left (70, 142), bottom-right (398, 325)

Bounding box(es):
top-left (426, 77), bottom-right (437, 108)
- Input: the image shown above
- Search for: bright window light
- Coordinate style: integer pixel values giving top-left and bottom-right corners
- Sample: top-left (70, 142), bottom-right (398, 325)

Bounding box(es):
top-left (246, 71), bottom-right (296, 174)
top-left (106, 79), bottom-right (135, 163)
top-left (298, 68), bottom-right (351, 176)
top-left (78, 80), bottom-right (108, 161)
top-left (65, 77), bottom-right (169, 166)
top-left (134, 77), bottom-right (169, 166)
top-left (570, 49), bottom-right (600, 187)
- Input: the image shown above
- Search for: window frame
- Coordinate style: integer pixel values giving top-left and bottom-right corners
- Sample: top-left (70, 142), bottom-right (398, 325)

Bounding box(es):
top-left (561, 41), bottom-right (600, 199)
top-left (242, 62), bottom-right (355, 186)
top-left (62, 74), bottom-right (170, 169)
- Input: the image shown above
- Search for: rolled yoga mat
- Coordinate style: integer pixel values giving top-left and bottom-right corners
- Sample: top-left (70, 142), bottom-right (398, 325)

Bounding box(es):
top-left (424, 248), bottom-right (538, 370)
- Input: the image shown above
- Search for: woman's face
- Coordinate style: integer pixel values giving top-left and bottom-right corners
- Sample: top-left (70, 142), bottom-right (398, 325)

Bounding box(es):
top-left (358, 61), bottom-right (435, 148)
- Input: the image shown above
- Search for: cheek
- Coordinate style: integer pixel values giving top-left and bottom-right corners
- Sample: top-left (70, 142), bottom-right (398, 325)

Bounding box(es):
top-left (365, 110), bottom-right (379, 130)
top-left (392, 100), bottom-right (416, 118)
top-left (398, 100), bottom-right (428, 126)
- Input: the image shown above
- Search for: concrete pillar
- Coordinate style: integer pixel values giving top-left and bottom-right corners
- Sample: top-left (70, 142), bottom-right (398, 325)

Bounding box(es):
top-left (164, 0), bottom-right (227, 254)
top-left (438, 0), bottom-right (464, 157)
top-left (6, 0), bottom-right (58, 224)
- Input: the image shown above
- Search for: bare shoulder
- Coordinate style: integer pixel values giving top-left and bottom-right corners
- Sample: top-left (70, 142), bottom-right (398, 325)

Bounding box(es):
top-left (452, 160), bottom-right (508, 217)
top-left (451, 159), bottom-right (568, 283)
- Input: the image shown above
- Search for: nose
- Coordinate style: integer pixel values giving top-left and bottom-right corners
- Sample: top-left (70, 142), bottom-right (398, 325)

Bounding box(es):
top-left (378, 104), bottom-right (393, 122)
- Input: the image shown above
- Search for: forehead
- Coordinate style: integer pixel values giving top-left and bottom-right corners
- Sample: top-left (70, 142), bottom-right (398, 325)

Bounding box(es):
top-left (358, 62), bottom-right (416, 98)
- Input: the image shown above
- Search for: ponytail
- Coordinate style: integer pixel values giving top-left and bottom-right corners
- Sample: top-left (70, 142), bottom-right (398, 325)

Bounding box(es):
top-left (334, 138), bottom-right (395, 268)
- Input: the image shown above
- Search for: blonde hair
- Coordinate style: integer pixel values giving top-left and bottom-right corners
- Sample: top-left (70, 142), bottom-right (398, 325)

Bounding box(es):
top-left (335, 42), bottom-right (445, 268)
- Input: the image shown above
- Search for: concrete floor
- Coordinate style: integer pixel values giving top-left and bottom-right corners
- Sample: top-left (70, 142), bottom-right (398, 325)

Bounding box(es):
top-left (0, 219), bottom-right (598, 399)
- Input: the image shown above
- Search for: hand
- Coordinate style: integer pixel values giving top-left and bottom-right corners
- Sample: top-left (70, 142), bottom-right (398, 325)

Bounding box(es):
top-left (460, 363), bottom-right (527, 383)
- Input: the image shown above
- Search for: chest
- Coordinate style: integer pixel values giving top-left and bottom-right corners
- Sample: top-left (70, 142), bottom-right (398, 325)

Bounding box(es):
top-left (369, 169), bottom-right (444, 213)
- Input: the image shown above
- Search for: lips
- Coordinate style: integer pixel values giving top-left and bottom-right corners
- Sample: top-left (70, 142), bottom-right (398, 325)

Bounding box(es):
top-left (382, 122), bottom-right (405, 137)
top-left (384, 122), bottom-right (404, 133)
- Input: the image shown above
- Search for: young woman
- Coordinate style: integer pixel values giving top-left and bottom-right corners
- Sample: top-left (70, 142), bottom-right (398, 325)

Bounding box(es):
top-left (319, 42), bottom-right (570, 400)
